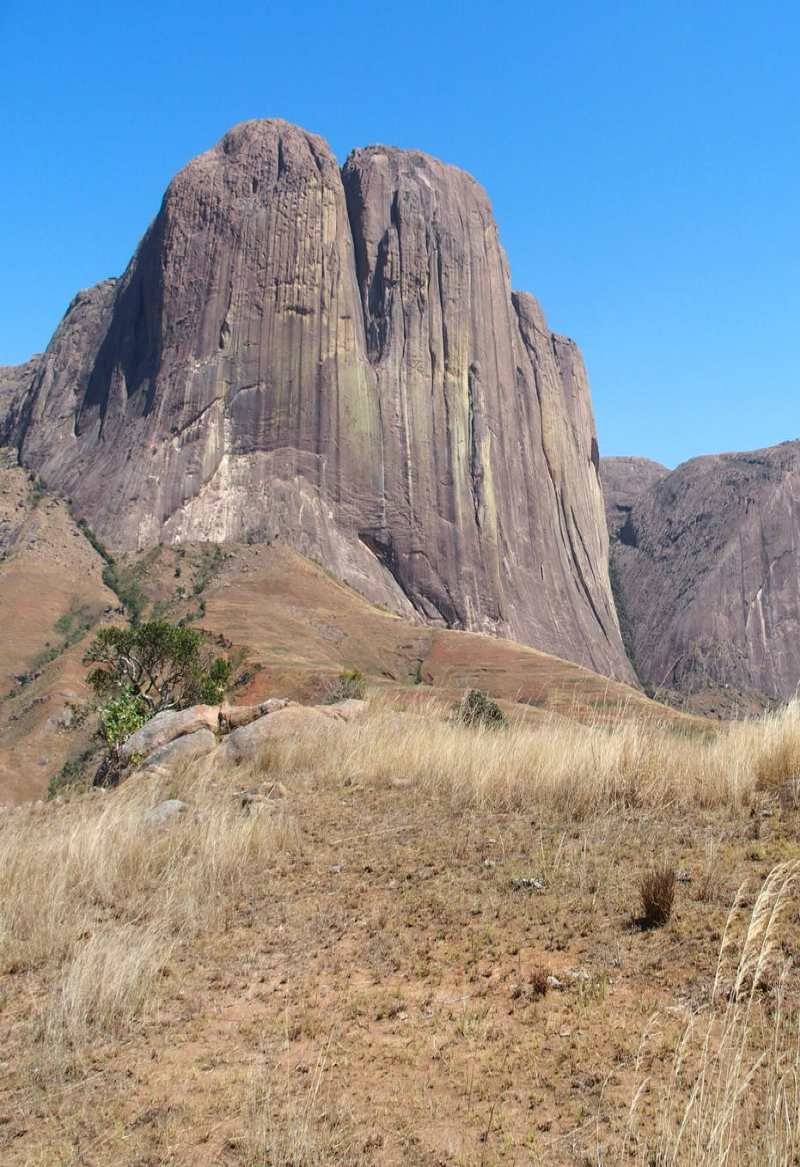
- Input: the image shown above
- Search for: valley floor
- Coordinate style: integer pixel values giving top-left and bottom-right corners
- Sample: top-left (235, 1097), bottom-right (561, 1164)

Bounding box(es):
top-left (2, 702), bottom-right (800, 1165)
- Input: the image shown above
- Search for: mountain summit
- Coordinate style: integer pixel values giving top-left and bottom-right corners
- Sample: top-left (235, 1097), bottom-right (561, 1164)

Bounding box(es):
top-left (1, 120), bottom-right (631, 680)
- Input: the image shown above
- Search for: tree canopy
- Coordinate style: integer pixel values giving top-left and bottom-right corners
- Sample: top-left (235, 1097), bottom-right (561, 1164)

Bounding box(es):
top-left (83, 620), bottom-right (231, 716)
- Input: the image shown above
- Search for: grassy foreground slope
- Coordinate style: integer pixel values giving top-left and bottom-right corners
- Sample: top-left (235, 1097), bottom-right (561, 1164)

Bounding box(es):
top-left (2, 698), bottom-right (800, 1165)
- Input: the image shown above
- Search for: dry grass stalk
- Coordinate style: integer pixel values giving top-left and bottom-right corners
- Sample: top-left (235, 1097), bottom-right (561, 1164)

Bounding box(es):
top-left (0, 763), bottom-right (298, 1070)
top-left (254, 697), bottom-right (800, 818)
top-left (42, 923), bottom-right (171, 1055)
top-left (247, 1039), bottom-right (366, 1166)
top-left (639, 864), bottom-right (676, 928)
top-left (627, 861), bottom-right (800, 1165)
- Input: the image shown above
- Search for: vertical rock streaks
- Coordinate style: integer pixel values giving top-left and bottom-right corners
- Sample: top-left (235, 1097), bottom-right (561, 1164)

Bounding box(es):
top-left (0, 120), bottom-right (632, 680)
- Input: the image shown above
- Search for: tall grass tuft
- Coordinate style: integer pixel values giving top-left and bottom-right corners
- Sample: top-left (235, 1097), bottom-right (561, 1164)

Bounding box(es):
top-left (625, 861), bottom-right (800, 1165)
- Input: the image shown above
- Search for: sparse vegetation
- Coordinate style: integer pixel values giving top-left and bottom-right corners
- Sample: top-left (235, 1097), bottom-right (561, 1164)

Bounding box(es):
top-left (638, 862), bottom-right (676, 928)
top-left (4, 697), bottom-right (800, 1163)
top-left (76, 518), bottom-right (112, 562)
top-left (455, 688), bottom-right (507, 730)
top-left (29, 475), bottom-right (48, 507)
top-left (192, 543), bottom-right (225, 596)
top-left (626, 862), bottom-right (800, 1165)
top-left (322, 667), bottom-right (366, 703)
top-left (47, 747), bottom-right (98, 799)
top-left (101, 561), bottom-right (148, 623)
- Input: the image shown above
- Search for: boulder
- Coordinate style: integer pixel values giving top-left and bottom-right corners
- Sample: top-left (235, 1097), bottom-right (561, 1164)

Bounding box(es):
top-left (137, 728), bottom-right (218, 775)
top-left (219, 698), bottom-right (290, 732)
top-left (120, 705), bottom-right (219, 761)
top-left (218, 704), bottom-right (337, 764)
top-left (142, 799), bottom-right (190, 828)
top-left (318, 699), bottom-right (368, 722)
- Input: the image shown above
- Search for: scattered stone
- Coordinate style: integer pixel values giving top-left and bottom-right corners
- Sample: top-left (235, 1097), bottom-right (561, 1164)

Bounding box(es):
top-left (235, 782), bottom-right (288, 808)
top-left (511, 876), bottom-right (546, 892)
top-left (547, 975), bottom-right (564, 990)
top-left (121, 705), bottom-right (219, 760)
top-left (676, 869), bottom-right (692, 883)
top-left (142, 799), bottom-right (190, 829)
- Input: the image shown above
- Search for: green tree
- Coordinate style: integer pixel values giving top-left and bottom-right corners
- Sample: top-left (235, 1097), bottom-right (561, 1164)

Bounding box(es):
top-left (84, 620), bottom-right (232, 716)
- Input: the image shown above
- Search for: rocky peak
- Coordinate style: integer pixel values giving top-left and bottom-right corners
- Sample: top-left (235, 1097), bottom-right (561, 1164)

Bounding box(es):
top-left (0, 120), bottom-right (633, 682)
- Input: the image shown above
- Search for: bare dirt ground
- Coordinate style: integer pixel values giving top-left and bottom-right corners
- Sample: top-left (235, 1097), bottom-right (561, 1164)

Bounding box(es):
top-left (2, 705), bottom-right (798, 1166)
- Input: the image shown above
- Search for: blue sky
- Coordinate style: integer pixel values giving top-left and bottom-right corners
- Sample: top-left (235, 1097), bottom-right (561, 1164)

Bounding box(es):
top-left (1, 0), bottom-right (798, 468)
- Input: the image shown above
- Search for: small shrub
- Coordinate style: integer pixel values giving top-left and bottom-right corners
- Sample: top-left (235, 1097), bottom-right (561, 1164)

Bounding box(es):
top-left (77, 519), bottom-right (112, 563)
top-left (30, 476), bottom-right (48, 507)
top-left (528, 966), bottom-right (551, 998)
top-left (101, 563), bottom-right (147, 625)
top-left (639, 863), bottom-right (676, 928)
top-left (323, 668), bottom-right (366, 704)
top-left (48, 748), bottom-right (98, 798)
top-left (456, 689), bottom-right (507, 730)
top-left (98, 686), bottom-right (148, 746)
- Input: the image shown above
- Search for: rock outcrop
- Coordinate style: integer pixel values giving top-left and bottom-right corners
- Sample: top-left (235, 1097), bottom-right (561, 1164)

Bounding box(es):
top-left (602, 442), bottom-right (800, 700)
top-left (120, 704), bottom-right (220, 761)
top-left (601, 456), bottom-right (669, 540)
top-left (0, 119), bottom-right (631, 681)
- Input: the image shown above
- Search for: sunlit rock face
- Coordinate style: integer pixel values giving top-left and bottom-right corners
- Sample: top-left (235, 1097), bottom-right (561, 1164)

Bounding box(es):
top-left (1, 119), bottom-right (631, 681)
top-left (602, 444), bottom-right (800, 699)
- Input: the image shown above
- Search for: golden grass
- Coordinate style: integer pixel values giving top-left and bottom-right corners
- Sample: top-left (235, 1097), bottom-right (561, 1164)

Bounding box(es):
top-left (3, 694), bottom-right (800, 1150)
top-left (626, 860), bottom-right (800, 1166)
top-left (0, 764), bottom-right (299, 1070)
top-left (247, 1041), bottom-right (366, 1166)
top-left (256, 696), bottom-right (800, 817)
top-left (42, 923), bottom-right (172, 1054)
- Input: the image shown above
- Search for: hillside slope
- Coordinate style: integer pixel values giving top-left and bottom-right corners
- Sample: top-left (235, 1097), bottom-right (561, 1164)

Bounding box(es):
top-left (0, 469), bottom-right (681, 805)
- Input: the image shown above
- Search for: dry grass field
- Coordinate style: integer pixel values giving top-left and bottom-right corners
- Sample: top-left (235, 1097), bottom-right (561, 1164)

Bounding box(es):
top-left (2, 698), bottom-right (800, 1165)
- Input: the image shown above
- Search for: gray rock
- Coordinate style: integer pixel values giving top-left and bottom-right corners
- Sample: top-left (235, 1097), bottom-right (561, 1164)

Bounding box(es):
top-left (3, 119), bottom-right (632, 682)
top-left (142, 799), bottom-right (190, 828)
top-left (121, 705), bottom-right (219, 760)
top-left (218, 704), bottom-right (336, 764)
top-left (137, 728), bottom-right (218, 774)
top-left (600, 456), bottom-right (669, 541)
top-left (219, 698), bottom-right (290, 732)
top-left (602, 441), bottom-right (800, 700)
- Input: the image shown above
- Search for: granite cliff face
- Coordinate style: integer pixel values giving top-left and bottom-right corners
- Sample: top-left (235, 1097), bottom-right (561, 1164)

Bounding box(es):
top-left (602, 443), bottom-right (800, 700)
top-left (601, 456), bottom-right (668, 540)
top-left (1, 119), bottom-right (631, 680)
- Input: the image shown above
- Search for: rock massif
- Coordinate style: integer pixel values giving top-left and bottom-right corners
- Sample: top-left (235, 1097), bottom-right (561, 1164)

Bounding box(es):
top-left (602, 443), bottom-right (800, 700)
top-left (601, 456), bottom-right (668, 540)
top-left (1, 119), bottom-right (631, 680)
